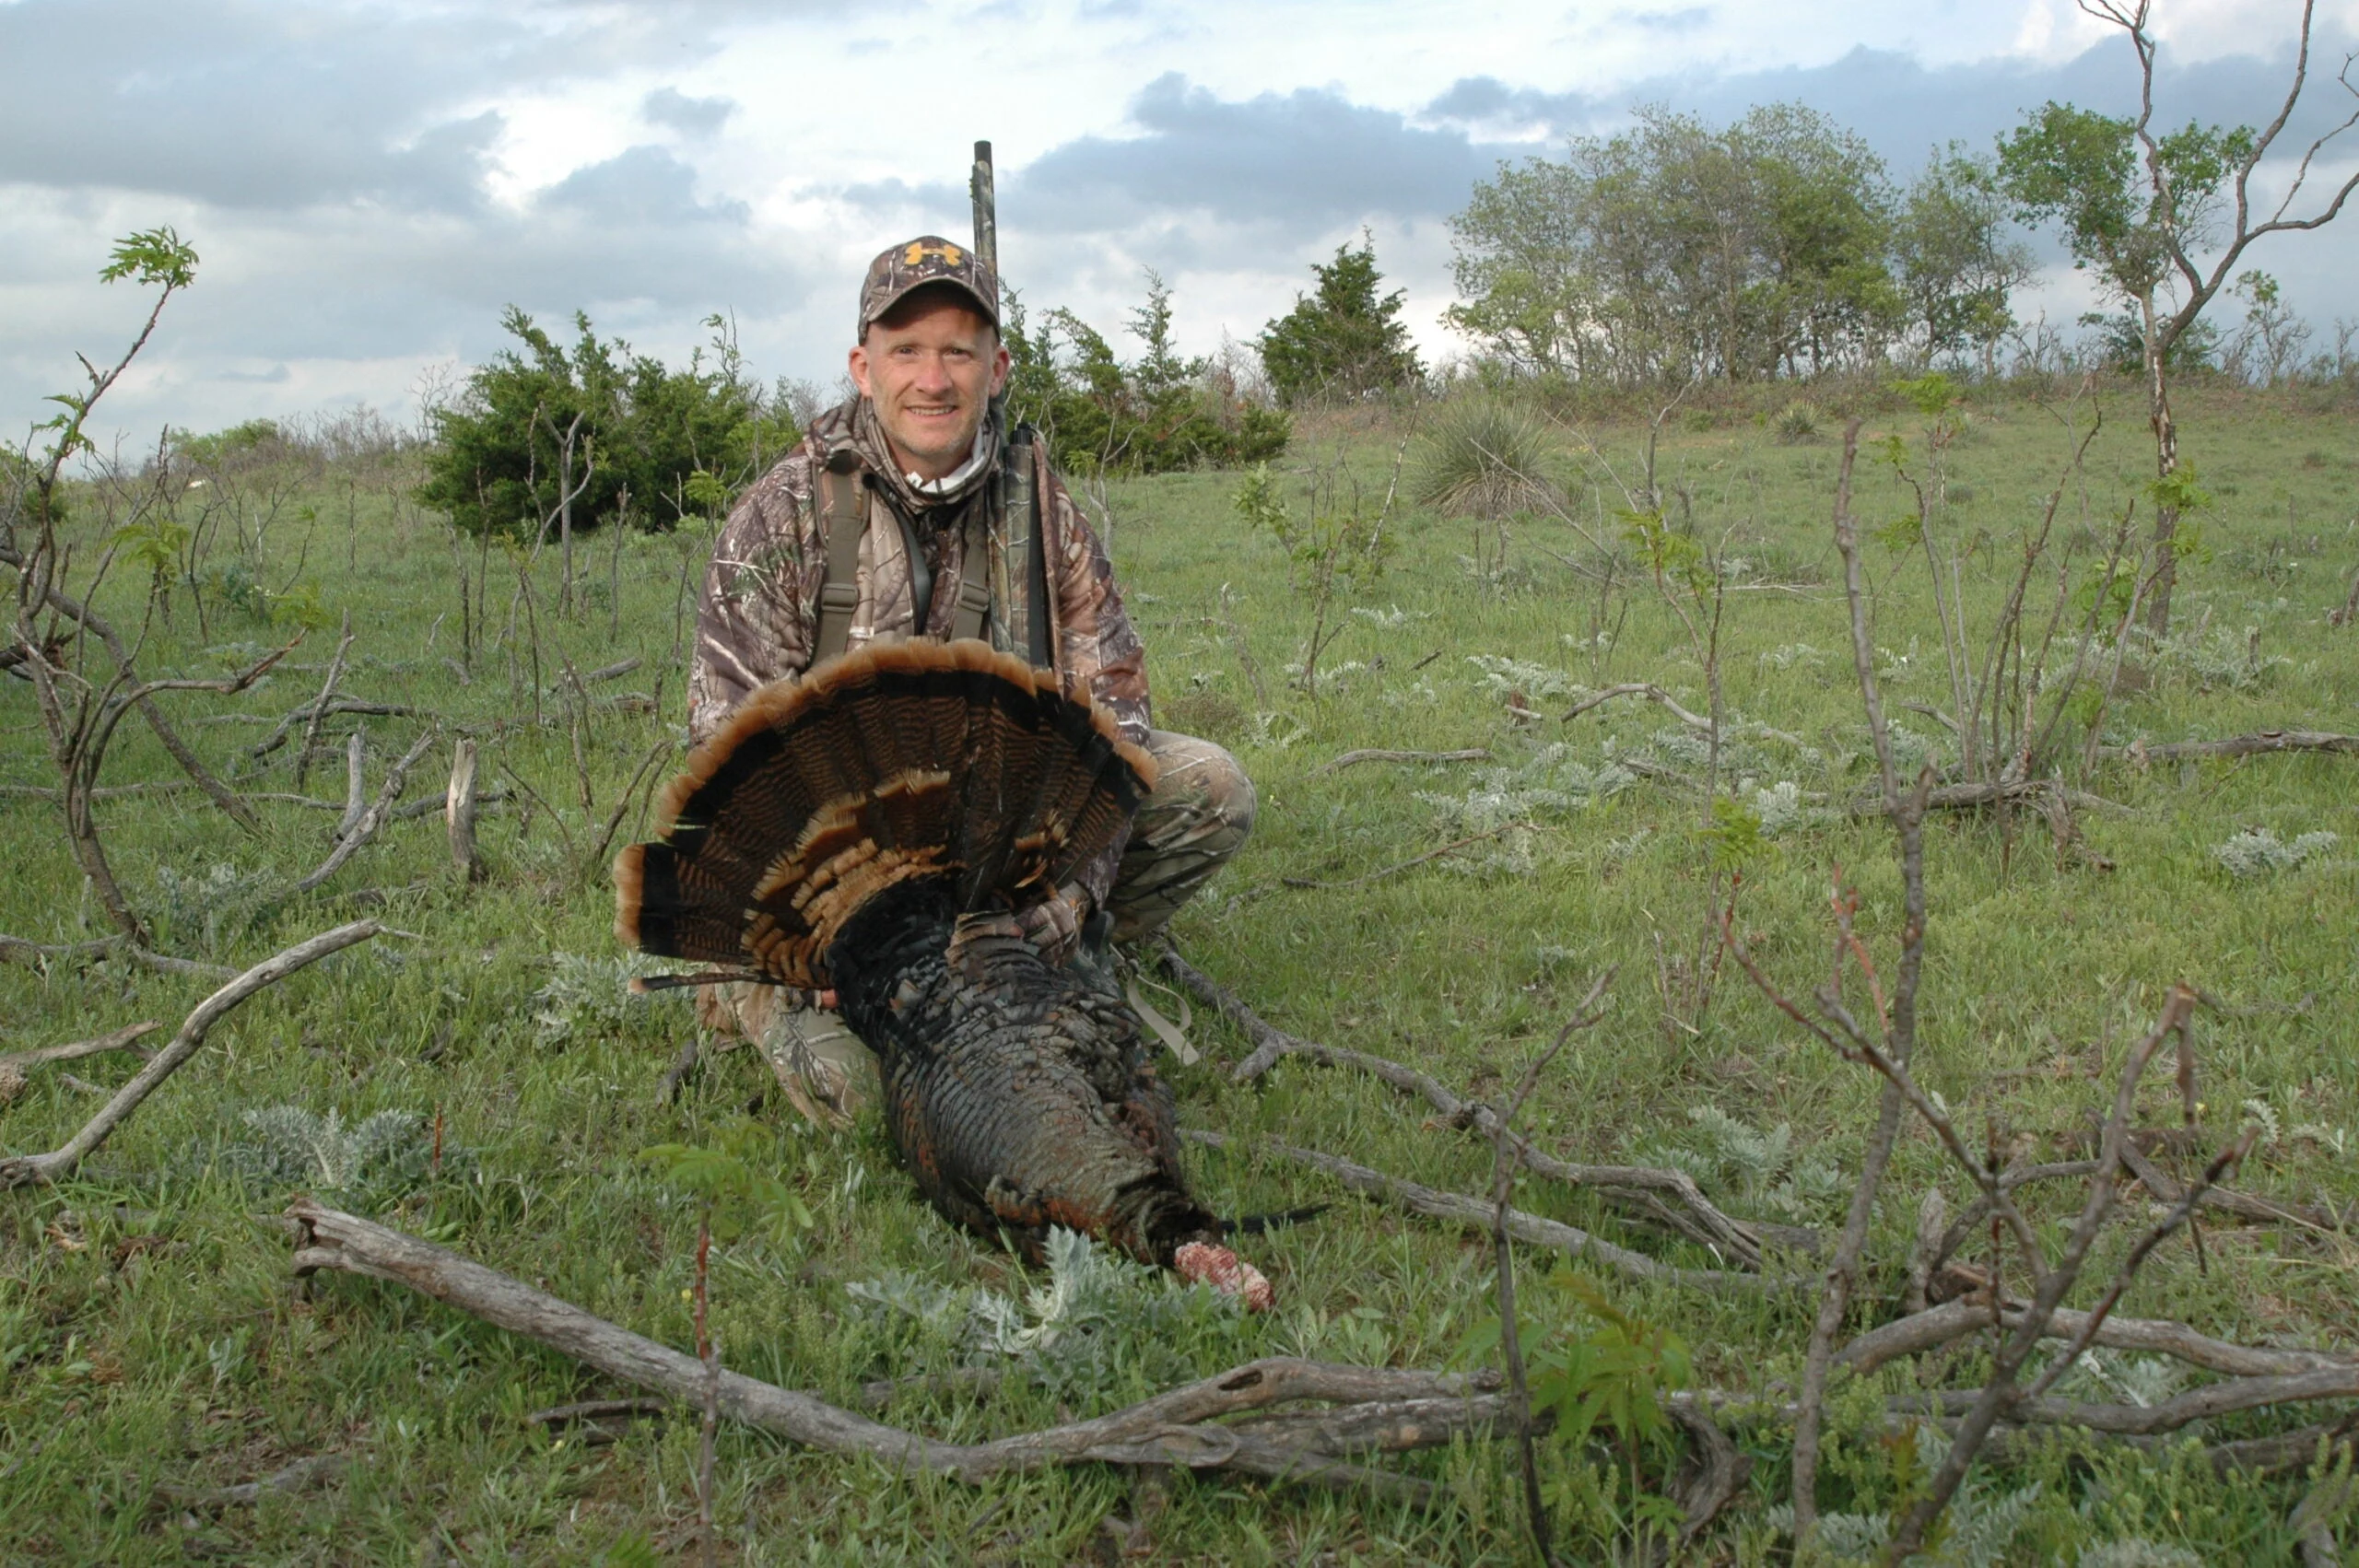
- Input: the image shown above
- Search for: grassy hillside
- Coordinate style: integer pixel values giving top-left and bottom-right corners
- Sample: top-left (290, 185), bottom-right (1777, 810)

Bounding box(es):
top-left (3, 380), bottom-right (2356, 1562)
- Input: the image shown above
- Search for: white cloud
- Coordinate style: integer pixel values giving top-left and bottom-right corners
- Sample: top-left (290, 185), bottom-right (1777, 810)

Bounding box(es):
top-left (6, 0), bottom-right (2356, 446)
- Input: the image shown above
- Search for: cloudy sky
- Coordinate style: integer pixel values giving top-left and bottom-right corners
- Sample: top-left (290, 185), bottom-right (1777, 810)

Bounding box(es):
top-left (4, 0), bottom-right (2355, 445)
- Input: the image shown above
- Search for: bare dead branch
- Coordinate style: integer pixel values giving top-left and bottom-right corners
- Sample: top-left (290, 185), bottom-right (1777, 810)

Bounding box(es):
top-left (1309, 747), bottom-right (1492, 776)
top-left (2117, 1138), bottom-right (2347, 1234)
top-left (0, 543), bottom-right (264, 832)
top-left (293, 612), bottom-right (354, 788)
top-left (1561, 681), bottom-right (1710, 732)
top-left (1, 920), bottom-right (380, 1188)
top-left (1152, 939), bottom-right (1322, 1082)
top-left (157, 1454), bottom-right (345, 1507)
top-left (1281, 827), bottom-right (1512, 891)
top-left (1838, 1297), bottom-right (2354, 1381)
top-left (2023, 1129), bottom-right (2260, 1401)
top-left (289, 731), bottom-right (438, 895)
top-left (284, 1198), bottom-right (1480, 1500)
top-left (0, 1021), bottom-right (160, 1073)
top-left (2104, 731), bottom-right (2358, 764)
top-left (1848, 778), bottom-right (2130, 819)
top-left (1181, 1129), bottom-right (1771, 1293)
top-left (1209, 1010), bottom-right (1771, 1266)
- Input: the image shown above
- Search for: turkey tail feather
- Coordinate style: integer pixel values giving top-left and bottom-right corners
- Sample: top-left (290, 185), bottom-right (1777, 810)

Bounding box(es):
top-left (614, 639), bottom-right (1153, 988)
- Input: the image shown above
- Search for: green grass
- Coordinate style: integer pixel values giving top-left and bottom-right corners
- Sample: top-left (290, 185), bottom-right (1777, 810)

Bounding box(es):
top-left (4, 380), bottom-right (2357, 1562)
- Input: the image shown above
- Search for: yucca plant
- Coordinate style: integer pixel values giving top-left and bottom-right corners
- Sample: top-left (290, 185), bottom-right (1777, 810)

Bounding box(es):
top-left (1413, 402), bottom-right (1562, 519)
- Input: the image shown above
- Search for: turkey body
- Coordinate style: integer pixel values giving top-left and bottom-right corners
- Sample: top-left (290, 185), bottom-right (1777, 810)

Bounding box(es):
top-left (617, 640), bottom-right (1270, 1304)
top-left (828, 876), bottom-right (1219, 1269)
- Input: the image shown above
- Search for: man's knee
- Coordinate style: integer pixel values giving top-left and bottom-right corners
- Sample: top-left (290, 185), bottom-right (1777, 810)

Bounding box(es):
top-left (1145, 729), bottom-right (1256, 851)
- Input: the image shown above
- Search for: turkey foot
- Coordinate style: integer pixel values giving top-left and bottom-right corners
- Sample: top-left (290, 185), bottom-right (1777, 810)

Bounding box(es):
top-left (1173, 1241), bottom-right (1275, 1312)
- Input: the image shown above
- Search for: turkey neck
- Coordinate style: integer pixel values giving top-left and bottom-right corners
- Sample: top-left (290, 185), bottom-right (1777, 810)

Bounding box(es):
top-left (825, 876), bottom-right (967, 1049)
top-left (824, 877), bottom-right (1222, 1267)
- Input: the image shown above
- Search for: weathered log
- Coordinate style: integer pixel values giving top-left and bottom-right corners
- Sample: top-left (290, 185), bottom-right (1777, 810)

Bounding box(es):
top-left (285, 1198), bottom-right (1472, 1498)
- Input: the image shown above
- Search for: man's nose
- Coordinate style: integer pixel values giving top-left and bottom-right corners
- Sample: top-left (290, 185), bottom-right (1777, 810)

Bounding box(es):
top-left (909, 353), bottom-right (957, 396)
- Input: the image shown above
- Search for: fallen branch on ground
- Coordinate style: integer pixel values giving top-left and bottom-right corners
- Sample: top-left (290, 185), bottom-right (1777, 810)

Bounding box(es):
top-left (2105, 731), bottom-right (2358, 764)
top-left (1213, 1020), bottom-right (1777, 1268)
top-left (287, 1198), bottom-right (1501, 1500)
top-left (1, 920), bottom-right (380, 1188)
top-left (1561, 683), bottom-right (1712, 732)
top-left (1837, 1297), bottom-right (2358, 1381)
top-left (0, 1021), bottom-right (160, 1074)
top-left (1152, 939), bottom-right (1322, 1082)
top-left (156, 1455), bottom-right (345, 1507)
top-left (1181, 1128), bottom-right (1774, 1293)
top-left (289, 731), bottom-right (439, 895)
top-left (2118, 1139), bottom-right (2348, 1234)
top-left (1281, 828), bottom-right (1510, 892)
top-left (0, 931), bottom-right (236, 980)
top-left (249, 697), bottom-right (425, 761)
top-left (1308, 748), bottom-right (1491, 777)
top-left (1848, 778), bottom-right (2130, 819)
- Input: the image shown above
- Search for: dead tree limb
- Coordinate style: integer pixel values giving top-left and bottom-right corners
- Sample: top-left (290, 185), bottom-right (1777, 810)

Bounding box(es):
top-left (293, 612), bottom-right (354, 788)
top-left (0, 1021), bottom-right (160, 1074)
top-left (1561, 682), bottom-right (1712, 731)
top-left (284, 1198), bottom-right (1491, 1499)
top-left (1777, 418), bottom-right (1927, 1550)
top-left (0, 543), bottom-right (262, 833)
top-left (1153, 939), bottom-right (1322, 1082)
top-left (158, 1455), bottom-right (345, 1507)
top-left (1281, 828), bottom-right (1510, 892)
top-left (1182, 1129), bottom-right (1773, 1293)
top-left (1217, 1017), bottom-right (1770, 1266)
top-left (2118, 1139), bottom-right (2347, 1232)
top-left (289, 731), bottom-right (438, 895)
top-left (1848, 778), bottom-right (2130, 819)
top-left (1, 920), bottom-right (380, 1188)
top-left (1837, 1297), bottom-right (2356, 1381)
top-left (1309, 748), bottom-right (1491, 777)
top-left (2104, 730), bottom-right (2359, 764)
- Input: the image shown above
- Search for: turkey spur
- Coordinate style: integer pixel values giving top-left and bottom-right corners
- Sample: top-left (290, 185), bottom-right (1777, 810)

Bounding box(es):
top-left (615, 639), bottom-right (1273, 1308)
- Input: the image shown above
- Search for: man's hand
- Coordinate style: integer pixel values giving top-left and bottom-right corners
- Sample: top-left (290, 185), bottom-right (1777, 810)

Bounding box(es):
top-left (1014, 884), bottom-right (1090, 966)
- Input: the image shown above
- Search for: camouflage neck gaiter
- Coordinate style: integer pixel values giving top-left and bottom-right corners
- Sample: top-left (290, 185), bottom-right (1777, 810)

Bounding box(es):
top-left (827, 397), bottom-right (1005, 521)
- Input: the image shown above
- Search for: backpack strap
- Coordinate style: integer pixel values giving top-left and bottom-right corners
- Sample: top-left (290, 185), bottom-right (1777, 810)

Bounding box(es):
top-left (814, 450), bottom-right (865, 661)
top-left (950, 509), bottom-right (992, 643)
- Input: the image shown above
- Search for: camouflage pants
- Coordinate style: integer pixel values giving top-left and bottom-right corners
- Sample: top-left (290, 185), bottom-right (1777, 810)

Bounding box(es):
top-left (694, 729), bottom-right (1254, 1125)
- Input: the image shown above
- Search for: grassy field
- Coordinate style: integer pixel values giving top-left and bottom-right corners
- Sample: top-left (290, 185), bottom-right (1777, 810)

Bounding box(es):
top-left (4, 379), bottom-right (2357, 1563)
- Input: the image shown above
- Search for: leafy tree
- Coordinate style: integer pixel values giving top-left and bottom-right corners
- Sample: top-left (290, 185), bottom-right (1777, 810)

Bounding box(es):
top-left (2077, 308), bottom-right (2218, 377)
top-left (1894, 146), bottom-right (2035, 374)
top-left (1447, 103), bottom-right (1903, 384)
top-left (1996, 0), bottom-right (2359, 632)
top-left (1259, 235), bottom-right (1425, 404)
top-left (1446, 158), bottom-right (1597, 379)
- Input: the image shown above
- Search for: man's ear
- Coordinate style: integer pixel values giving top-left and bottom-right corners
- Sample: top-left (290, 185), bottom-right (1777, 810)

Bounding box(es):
top-left (989, 342), bottom-right (1011, 397)
top-left (848, 342), bottom-right (874, 399)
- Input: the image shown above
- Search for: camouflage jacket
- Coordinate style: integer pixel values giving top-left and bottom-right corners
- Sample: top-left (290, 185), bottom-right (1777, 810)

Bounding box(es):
top-left (688, 398), bottom-right (1152, 908)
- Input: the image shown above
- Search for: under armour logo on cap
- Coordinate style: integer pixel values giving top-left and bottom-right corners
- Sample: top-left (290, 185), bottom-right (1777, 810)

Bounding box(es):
top-left (861, 235), bottom-right (999, 338)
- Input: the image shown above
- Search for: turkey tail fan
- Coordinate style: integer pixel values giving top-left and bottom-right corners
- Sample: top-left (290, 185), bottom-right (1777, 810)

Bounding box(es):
top-left (614, 639), bottom-right (1156, 989)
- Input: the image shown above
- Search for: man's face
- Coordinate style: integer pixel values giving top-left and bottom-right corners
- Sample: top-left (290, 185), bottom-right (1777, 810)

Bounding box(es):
top-left (848, 294), bottom-right (1010, 481)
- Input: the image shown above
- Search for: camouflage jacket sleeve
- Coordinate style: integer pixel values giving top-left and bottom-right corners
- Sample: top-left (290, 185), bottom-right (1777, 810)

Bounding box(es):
top-left (1038, 456), bottom-right (1152, 911)
top-left (687, 446), bottom-right (822, 744)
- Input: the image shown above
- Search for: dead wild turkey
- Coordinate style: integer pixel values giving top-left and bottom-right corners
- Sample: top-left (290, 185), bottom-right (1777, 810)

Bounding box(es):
top-left (614, 639), bottom-right (1273, 1309)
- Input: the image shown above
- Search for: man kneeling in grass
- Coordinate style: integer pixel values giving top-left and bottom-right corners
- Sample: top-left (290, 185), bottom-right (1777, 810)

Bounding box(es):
top-left (686, 236), bottom-right (1254, 1125)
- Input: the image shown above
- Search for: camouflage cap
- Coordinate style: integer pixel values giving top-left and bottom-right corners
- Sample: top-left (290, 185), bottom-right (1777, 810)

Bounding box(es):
top-left (858, 235), bottom-right (1000, 339)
